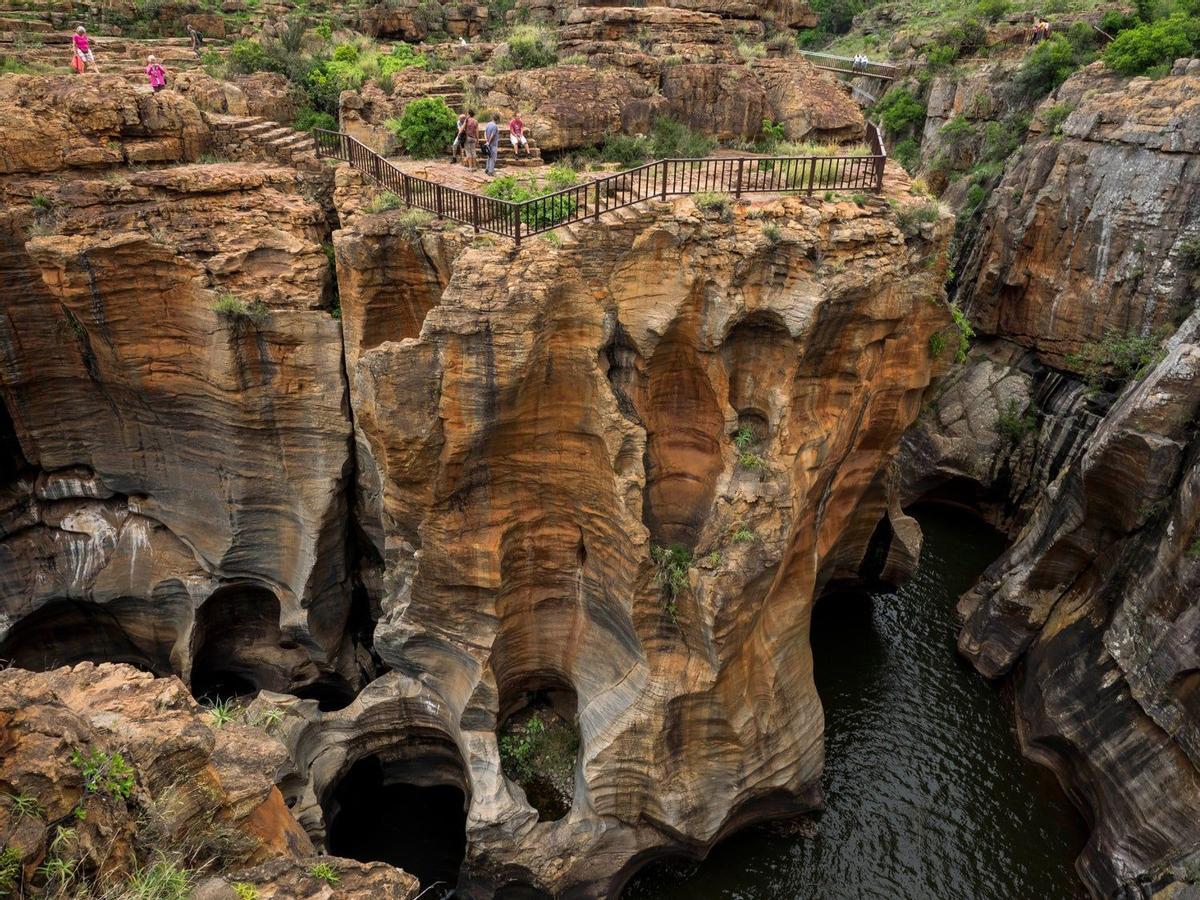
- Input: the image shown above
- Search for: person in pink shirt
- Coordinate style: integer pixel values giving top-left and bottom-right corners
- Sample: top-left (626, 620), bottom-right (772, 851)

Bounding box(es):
top-left (145, 55), bottom-right (167, 92)
top-left (508, 112), bottom-right (529, 158)
top-left (72, 26), bottom-right (96, 72)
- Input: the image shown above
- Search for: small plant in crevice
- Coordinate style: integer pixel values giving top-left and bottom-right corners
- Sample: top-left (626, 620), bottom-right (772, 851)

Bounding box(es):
top-left (732, 425), bottom-right (754, 452)
top-left (7, 792), bottom-right (43, 820)
top-left (693, 191), bottom-right (732, 221)
top-left (233, 883), bottom-right (260, 900)
top-left (214, 292), bottom-right (270, 326)
top-left (72, 746), bottom-right (135, 801)
top-left (308, 862), bottom-right (339, 886)
top-left (1185, 537), bottom-right (1200, 560)
top-left (1179, 237), bottom-right (1200, 270)
top-left (651, 544), bottom-right (691, 620)
top-left (762, 223), bottom-right (782, 245)
top-left (994, 398), bottom-right (1037, 444)
top-left (929, 331), bottom-right (947, 359)
top-left (950, 303), bottom-right (974, 363)
top-left (703, 550), bottom-right (721, 567)
top-left (206, 697), bottom-right (241, 728)
top-left (365, 190), bottom-right (405, 214)
top-left (738, 450), bottom-right (765, 470)
top-left (497, 707), bottom-right (580, 819)
top-left (124, 856), bottom-right (193, 900)
top-left (732, 525), bottom-right (755, 543)
top-left (0, 847), bottom-right (21, 896)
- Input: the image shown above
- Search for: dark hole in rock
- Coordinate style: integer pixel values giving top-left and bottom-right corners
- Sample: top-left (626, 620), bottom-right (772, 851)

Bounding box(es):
top-left (497, 679), bottom-right (579, 822)
top-left (0, 395), bottom-right (27, 486)
top-left (735, 409), bottom-right (770, 444)
top-left (191, 583), bottom-right (292, 703)
top-left (0, 597), bottom-right (175, 674)
top-left (326, 751), bottom-right (467, 896)
top-left (293, 674), bottom-right (358, 712)
top-left (495, 884), bottom-right (554, 900)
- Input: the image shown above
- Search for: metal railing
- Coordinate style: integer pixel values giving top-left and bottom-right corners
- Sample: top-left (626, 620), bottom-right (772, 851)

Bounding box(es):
top-left (799, 51), bottom-right (899, 81)
top-left (314, 125), bottom-right (888, 246)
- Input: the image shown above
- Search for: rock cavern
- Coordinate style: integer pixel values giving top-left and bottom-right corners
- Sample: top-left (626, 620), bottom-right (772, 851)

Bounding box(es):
top-left (1, 1), bottom-right (1198, 898)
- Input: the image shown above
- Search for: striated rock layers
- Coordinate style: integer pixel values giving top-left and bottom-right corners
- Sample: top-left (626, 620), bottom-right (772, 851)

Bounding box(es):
top-left (283, 175), bottom-right (954, 896)
top-left (0, 77), bottom-right (357, 704)
top-left (903, 66), bottom-right (1200, 895)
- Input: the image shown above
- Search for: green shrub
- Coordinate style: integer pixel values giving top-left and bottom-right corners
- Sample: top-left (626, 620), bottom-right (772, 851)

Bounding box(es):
top-left (896, 201), bottom-right (940, 229)
top-left (651, 545), bottom-right (691, 601)
top-left (214, 292), bottom-right (270, 325)
top-left (1179, 237), bottom-right (1200, 268)
top-left (694, 191), bottom-right (732, 216)
top-left (72, 747), bottom-right (135, 800)
top-left (649, 116), bottom-right (715, 159)
top-left (893, 138), bottom-right (920, 172)
top-left (294, 107), bottom-right (336, 132)
top-left (1017, 34), bottom-right (1083, 97)
top-left (365, 191), bottom-right (405, 213)
top-left (876, 88), bottom-right (926, 136)
top-left (7, 793), bottom-right (43, 820)
top-left (761, 118), bottom-right (787, 145)
top-left (976, 0), bottom-right (1010, 22)
top-left (1041, 102), bottom-right (1073, 135)
top-left (732, 525), bottom-right (755, 543)
top-left (994, 398), bottom-right (1036, 443)
top-left (497, 710), bottom-right (579, 794)
top-left (600, 133), bottom-right (651, 167)
top-left (392, 96), bottom-right (458, 158)
top-left (396, 208), bottom-right (433, 238)
top-left (484, 174), bottom-right (579, 230)
top-left (732, 425), bottom-right (755, 450)
top-left (1065, 328), bottom-right (1168, 386)
top-left (738, 451), bottom-right (765, 469)
top-left (762, 223), bottom-right (782, 244)
top-left (0, 848), bottom-right (23, 896)
top-left (939, 115), bottom-right (974, 145)
top-left (378, 41), bottom-right (428, 75)
top-left (492, 23), bottom-right (557, 71)
top-left (1104, 13), bottom-right (1200, 75)
top-left (206, 698), bottom-right (240, 728)
top-left (950, 303), bottom-right (974, 363)
top-left (233, 883), bottom-right (260, 900)
top-left (927, 44), bottom-right (958, 69)
top-left (929, 331), bottom-right (947, 359)
top-left (227, 40), bottom-right (278, 74)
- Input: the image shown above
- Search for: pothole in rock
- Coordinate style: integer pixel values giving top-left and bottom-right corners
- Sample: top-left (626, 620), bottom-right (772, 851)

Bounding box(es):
top-left (324, 740), bottom-right (468, 897)
top-left (190, 583), bottom-right (299, 703)
top-left (292, 673), bottom-right (358, 712)
top-left (497, 686), bottom-right (580, 822)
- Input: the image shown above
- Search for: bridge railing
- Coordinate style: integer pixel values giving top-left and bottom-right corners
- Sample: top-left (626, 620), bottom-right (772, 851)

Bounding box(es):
top-left (799, 50), bottom-right (899, 80)
top-left (314, 125), bottom-right (888, 246)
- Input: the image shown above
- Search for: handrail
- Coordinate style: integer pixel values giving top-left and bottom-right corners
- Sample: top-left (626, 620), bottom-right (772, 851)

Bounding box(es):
top-left (314, 126), bottom-right (888, 246)
top-left (799, 50), bottom-right (899, 81)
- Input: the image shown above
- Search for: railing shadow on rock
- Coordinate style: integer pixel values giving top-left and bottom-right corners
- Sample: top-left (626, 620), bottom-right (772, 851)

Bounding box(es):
top-left (315, 124), bottom-right (888, 247)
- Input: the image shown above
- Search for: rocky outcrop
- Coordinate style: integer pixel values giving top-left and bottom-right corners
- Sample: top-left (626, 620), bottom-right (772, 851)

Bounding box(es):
top-left (661, 63), bottom-right (768, 142)
top-left (0, 77), bottom-right (355, 701)
top-left (959, 64), bottom-right (1200, 370)
top-left (0, 664), bottom-right (314, 892)
top-left (313, 175), bottom-right (953, 896)
top-left (754, 57), bottom-right (866, 141)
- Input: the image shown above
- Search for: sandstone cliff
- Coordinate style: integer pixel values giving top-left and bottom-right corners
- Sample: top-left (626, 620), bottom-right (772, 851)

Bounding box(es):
top-left (901, 65), bottom-right (1200, 896)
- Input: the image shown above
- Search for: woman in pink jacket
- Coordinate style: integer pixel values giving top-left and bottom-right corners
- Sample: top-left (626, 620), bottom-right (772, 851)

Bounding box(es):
top-left (145, 55), bottom-right (167, 92)
top-left (72, 26), bottom-right (96, 73)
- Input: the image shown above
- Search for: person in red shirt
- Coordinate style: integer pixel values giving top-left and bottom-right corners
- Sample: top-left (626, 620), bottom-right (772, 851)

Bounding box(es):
top-left (508, 112), bottom-right (529, 158)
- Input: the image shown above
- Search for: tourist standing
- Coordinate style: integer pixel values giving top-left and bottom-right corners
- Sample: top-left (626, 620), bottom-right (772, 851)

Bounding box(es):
top-left (462, 109), bottom-right (479, 170)
top-left (187, 23), bottom-right (204, 57)
top-left (451, 111), bottom-right (467, 161)
top-left (72, 26), bottom-right (96, 73)
top-left (145, 55), bottom-right (167, 92)
top-left (508, 111), bottom-right (529, 157)
top-left (484, 113), bottom-right (500, 176)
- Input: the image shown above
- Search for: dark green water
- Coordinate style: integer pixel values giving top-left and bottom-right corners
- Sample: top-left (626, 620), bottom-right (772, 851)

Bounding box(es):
top-left (623, 505), bottom-right (1087, 900)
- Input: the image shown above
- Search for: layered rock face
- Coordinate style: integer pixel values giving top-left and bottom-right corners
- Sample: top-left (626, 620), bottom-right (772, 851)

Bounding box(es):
top-left (281, 174), bottom-right (954, 896)
top-left (0, 76), bottom-right (357, 702)
top-left (958, 64), bottom-right (1200, 370)
top-left (902, 66), bottom-right (1200, 895)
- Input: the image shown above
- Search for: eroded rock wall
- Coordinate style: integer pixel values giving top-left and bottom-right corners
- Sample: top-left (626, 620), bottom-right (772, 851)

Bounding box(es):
top-left (291, 175), bottom-right (953, 896)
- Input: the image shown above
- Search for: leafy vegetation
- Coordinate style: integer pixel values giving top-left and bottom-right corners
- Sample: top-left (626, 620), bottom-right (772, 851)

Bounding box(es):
top-left (1105, 8), bottom-right (1200, 75)
top-left (206, 698), bottom-right (241, 728)
top-left (1016, 34), bottom-right (1086, 97)
top-left (73, 747), bottom-right (136, 800)
top-left (896, 201), bottom-right (941, 230)
top-left (389, 96), bottom-right (458, 158)
top-left (875, 88), bottom-right (927, 136)
top-left (396, 208), bottom-right (435, 238)
top-left (490, 23), bottom-right (557, 71)
top-left (694, 191), bottom-right (732, 219)
top-left (309, 862), bottom-right (340, 885)
top-left (1065, 328), bottom-right (1169, 387)
top-left (365, 190), bottom-right (405, 214)
top-left (214, 292), bottom-right (270, 326)
top-left (121, 857), bottom-right (194, 899)
top-left (995, 398), bottom-right (1037, 443)
top-left (651, 544), bottom-right (691, 617)
top-left (732, 525), bottom-right (755, 543)
top-left (0, 847), bottom-right (21, 896)
top-left (485, 167), bottom-right (580, 230)
top-left (950, 303), bottom-right (975, 363)
top-left (7, 793), bottom-right (43, 820)
top-left (233, 883), bottom-right (260, 900)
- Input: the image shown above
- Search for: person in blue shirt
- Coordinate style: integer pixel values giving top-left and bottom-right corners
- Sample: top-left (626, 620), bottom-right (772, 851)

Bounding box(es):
top-left (484, 114), bottom-right (500, 177)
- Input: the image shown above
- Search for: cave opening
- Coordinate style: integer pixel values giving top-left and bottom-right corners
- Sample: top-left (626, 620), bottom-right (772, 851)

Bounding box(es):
top-left (496, 676), bottom-right (580, 822)
top-left (0, 394), bottom-right (27, 488)
top-left (190, 583), bottom-right (292, 703)
top-left (293, 673), bottom-right (357, 712)
top-left (0, 597), bottom-right (175, 674)
top-left (324, 736), bottom-right (469, 896)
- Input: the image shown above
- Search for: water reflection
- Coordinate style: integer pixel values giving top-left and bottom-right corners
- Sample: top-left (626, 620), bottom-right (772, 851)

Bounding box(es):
top-left (623, 505), bottom-right (1086, 900)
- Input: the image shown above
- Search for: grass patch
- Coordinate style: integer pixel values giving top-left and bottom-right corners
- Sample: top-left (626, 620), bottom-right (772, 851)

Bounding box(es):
top-left (365, 190), bottom-right (405, 214)
top-left (7, 793), bottom-right (43, 820)
top-left (732, 525), bottom-right (755, 543)
top-left (309, 862), bottom-right (339, 886)
top-left (122, 857), bottom-right (194, 900)
top-left (233, 883), bottom-right (260, 900)
top-left (694, 191), bottom-right (732, 220)
top-left (206, 698), bottom-right (241, 728)
top-left (1065, 327), bottom-right (1169, 387)
top-left (214, 292), bottom-right (269, 326)
top-left (489, 23), bottom-right (557, 71)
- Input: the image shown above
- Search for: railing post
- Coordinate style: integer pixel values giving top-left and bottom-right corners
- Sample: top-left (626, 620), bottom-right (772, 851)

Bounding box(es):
top-left (472, 194), bottom-right (480, 233)
top-left (806, 156), bottom-right (817, 196)
top-left (514, 206), bottom-right (521, 248)
top-left (403, 173), bottom-right (412, 208)
top-left (660, 161), bottom-right (668, 200)
top-left (735, 158), bottom-right (744, 198)
top-left (436, 184), bottom-right (444, 219)
top-left (594, 180), bottom-right (601, 221)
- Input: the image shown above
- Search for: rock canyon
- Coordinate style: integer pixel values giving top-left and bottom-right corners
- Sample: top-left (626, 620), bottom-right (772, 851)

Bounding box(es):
top-left (1, 2), bottom-right (1199, 899)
